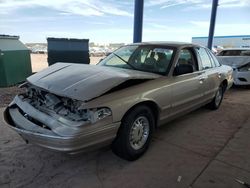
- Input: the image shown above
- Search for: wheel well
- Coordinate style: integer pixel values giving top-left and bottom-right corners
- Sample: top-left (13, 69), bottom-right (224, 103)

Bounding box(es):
top-left (122, 101), bottom-right (159, 128)
top-left (221, 79), bottom-right (228, 92)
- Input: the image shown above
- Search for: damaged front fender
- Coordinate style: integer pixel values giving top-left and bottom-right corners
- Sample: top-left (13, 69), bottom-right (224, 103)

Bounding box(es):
top-left (7, 95), bottom-right (114, 137)
top-left (3, 94), bottom-right (120, 153)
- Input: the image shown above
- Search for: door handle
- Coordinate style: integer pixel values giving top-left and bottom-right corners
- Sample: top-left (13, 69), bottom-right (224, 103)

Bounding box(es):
top-left (199, 77), bottom-right (206, 84)
top-left (199, 77), bottom-right (206, 81)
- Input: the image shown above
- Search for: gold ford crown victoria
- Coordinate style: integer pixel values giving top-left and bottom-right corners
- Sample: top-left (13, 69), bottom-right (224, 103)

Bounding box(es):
top-left (4, 42), bottom-right (233, 161)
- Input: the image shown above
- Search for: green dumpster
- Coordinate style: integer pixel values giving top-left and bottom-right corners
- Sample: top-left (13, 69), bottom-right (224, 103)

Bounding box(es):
top-left (0, 35), bottom-right (32, 87)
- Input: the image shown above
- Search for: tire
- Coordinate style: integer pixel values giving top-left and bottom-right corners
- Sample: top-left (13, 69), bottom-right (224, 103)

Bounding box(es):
top-left (112, 105), bottom-right (155, 161)
top-left (207, 84), bottom-right (224, 110)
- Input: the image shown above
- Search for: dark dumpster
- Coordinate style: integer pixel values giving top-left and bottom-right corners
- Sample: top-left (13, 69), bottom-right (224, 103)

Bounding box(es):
top-left (47, 37), bottom-right (90, 66)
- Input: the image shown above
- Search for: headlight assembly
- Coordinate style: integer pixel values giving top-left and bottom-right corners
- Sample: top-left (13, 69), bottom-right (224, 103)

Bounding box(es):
top-left (238, 63), bottom-right (250, 72)
top-left (89, 107), bottom-right (112, 124)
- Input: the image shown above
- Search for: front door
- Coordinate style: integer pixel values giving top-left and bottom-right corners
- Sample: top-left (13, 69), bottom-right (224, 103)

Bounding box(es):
top-left (169, 48), bottom-right (207, 117)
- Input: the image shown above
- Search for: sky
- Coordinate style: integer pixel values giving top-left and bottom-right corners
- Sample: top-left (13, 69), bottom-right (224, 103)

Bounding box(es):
top-left (0, 0), bottom-right (249, 44)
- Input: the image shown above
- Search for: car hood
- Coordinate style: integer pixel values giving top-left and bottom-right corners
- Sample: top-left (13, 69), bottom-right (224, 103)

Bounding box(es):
top-left (217, 56), bottom-right (250, 68)
top-left (27, 63), bottom-right (161, 101)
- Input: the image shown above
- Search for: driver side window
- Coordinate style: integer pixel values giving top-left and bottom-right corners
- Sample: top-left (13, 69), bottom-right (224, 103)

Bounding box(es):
top-left (174, 48), bottom-right (198, 76)
top-left (178, 49), bottom-right (198, 71)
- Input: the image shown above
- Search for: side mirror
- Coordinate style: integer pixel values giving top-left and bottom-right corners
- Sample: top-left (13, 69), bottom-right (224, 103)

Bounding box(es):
top-left (174, 64), bottom-right (193, 76)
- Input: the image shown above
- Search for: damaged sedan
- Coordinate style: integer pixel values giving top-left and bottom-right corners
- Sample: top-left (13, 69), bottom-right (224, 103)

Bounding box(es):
top-left (4, 42), bottom-right (233, 161)
top-left (217, 48), bottom-right (250, 85)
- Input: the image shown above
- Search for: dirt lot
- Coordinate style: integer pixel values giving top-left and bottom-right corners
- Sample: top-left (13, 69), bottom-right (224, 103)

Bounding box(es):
top-left (0, 87), bottom-right (24, 108)
top-left (31, 54), bottom-right (103, 72)
top-left (0, 87), bottom-right (250, 188)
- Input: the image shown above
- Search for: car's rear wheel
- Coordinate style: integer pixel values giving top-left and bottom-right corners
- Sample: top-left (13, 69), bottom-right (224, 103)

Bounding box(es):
top-left (112, 105), bottom-right (155, 161)
top-left (208, 84), bottom-right (224, 110)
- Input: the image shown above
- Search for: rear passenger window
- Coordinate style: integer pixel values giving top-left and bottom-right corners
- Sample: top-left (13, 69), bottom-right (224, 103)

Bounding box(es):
top-left (196, 47), bottom-right (213, 69)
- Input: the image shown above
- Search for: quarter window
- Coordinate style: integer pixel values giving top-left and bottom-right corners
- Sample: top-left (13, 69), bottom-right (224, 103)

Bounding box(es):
top-left (196, 47), bottom-right (213, 69)
top-left (207, 49), bottom-right (221, 67)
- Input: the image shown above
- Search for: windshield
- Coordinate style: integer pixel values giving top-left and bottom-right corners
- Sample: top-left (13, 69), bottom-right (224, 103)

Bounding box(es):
top-left (98, 45), bottom-right (175, 74)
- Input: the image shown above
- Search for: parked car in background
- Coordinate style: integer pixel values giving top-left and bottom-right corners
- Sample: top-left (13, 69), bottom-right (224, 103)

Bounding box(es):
top-left (217, 48), bottom-right (250, 85)
top-left (4, 42), bottom-right (233, 161)
top-left (89, 47), bottom-right (113, 57)
top-left (89, 47), bottom-right (105, 57)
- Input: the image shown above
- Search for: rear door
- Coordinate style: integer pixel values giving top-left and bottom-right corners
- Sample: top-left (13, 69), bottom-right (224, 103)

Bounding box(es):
top-left (195, 47), bottom-right (221, 100)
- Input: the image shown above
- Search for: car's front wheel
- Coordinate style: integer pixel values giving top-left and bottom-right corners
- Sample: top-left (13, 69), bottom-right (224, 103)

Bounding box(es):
top-left (112, 105), bottom-right (155, 161)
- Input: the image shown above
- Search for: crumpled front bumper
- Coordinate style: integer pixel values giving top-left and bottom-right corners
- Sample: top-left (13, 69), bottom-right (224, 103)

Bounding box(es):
top-left (4, 96), bottom-right (120, 153)
top-left (233, 70), bottom-right (250, 85)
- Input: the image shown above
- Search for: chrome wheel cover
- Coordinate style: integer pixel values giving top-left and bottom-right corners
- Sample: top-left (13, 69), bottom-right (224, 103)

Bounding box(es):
top-left (215, 87), bottom-right (223, 106)
top-left (129, 116), bottom-right (150, 150)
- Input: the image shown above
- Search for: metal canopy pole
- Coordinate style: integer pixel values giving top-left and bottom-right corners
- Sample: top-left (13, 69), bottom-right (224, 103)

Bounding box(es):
top-left (207, 0), bottom-right (219, 49)
top-left (133, 0), bottom-right (144, 43)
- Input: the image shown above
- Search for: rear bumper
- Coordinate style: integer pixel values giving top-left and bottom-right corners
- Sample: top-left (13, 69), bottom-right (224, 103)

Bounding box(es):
top-left (4, 96), bottom-right (120, 153)
top-left (233, 70), bottom-right (250, 85)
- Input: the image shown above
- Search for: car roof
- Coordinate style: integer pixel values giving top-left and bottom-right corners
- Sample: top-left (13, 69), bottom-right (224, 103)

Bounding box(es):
top-left (127, 41), bottom-right (203, 48)
top-left (221, 48), bottom-right (250, 51)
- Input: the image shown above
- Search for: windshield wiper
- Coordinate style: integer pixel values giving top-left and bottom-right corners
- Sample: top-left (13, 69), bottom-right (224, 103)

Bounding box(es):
top-left (112, 52), bottom-right (137, 70)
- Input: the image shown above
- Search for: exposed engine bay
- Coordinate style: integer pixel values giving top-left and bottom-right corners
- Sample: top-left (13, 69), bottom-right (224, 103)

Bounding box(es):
top-left (19, 84), bottom-right (111, 125)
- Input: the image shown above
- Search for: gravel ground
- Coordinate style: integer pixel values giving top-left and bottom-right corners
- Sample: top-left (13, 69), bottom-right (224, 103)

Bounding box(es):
top-left (0, 86), bottom-right (24, 108)
top-left (0, 88), bottom-right (250, 188)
